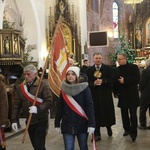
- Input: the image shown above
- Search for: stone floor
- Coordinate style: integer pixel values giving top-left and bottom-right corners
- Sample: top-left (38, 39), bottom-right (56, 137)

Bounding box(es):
top-left (5, 97), bottom-right (150, 150)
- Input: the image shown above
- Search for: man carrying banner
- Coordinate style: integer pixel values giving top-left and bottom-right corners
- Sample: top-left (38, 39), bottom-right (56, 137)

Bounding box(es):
top-left (0, 74), bottom-right (8, 150)
top-left (11, 64), bottom-right (53, 150)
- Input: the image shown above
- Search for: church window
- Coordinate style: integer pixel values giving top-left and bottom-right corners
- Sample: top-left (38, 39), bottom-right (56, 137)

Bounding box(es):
top-left (113, 2), bottom-right (119, 38)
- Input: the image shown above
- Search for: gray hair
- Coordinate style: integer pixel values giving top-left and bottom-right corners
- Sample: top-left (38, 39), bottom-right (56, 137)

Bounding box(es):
top-left (117, 53), bottom-right (127, 59)
top-left (145, 59), bottom-right (150, 68)
top-left (24, 64), bottom-right (37, 73)
top-left (93, 52), bottom-right (102, 57)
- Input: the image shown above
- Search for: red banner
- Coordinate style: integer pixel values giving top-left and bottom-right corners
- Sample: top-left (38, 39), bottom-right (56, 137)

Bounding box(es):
top-left (48, 22), bottom-right (69, 96)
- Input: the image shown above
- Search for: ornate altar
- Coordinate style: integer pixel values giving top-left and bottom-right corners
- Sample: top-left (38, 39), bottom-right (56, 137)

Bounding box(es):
top-left (0, 29), bottom-right (24, 82)
top-left (48, 0), bottom-right (82, 64)
top-left (128, 1), bottom-right (150, 63)
top-left (0, 29), bottom-right (25, 129)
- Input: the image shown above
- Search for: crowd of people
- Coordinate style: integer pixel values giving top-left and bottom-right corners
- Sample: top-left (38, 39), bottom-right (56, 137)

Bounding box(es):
top-left (1, 52), bottom-right (150, 150)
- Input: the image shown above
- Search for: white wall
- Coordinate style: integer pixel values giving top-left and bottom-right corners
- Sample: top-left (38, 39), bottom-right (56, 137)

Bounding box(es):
top-left (1, 0), bottom-right (88, 68)
top-left (0, 0), bottom-right (6, 29)
top-left (3, 0), bottom-right (47, 68)
top-left (68, 0), bottom-right (88, 56)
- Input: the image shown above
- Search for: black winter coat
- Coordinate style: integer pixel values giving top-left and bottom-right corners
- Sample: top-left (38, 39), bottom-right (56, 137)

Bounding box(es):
top-left (113, 63), bottom-right (140, 108)
top-left (139, 66), bottom-right (150, 105)
top-left (86, 64), bottom-right (116, 127)
top-left (55, 81), bottom-right (95, 134)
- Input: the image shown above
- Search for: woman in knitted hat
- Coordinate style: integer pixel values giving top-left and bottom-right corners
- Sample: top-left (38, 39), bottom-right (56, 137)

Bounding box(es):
top-left (55, 66), bottom-right (95, 150)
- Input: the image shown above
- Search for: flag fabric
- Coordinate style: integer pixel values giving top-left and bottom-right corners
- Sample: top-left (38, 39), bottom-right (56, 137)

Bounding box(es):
top-left (92, 133), bottom-right (97, 150)
top-left (48, 22), bottom-right (69, 97)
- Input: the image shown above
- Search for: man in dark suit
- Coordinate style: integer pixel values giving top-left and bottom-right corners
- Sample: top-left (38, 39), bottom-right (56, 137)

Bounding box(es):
top-left (113, 53), bottom-right (140, 142)
top-left (139, 59), bottom-right (150, 129)
top-left (80, 59), bottom-right (90, 73)
top-left (86, 52), bottom-right (116, 141)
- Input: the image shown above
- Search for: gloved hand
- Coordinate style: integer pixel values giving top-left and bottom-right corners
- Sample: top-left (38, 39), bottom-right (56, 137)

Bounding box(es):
top-left (29, 106), bottom-right (37, 114)
top-left (1, 125), bottom-right (6, 128)
top-left (87, 127), bottom-right (95, 135)
top-left (55, 127), bottom-right (61, 134)
top-left (12, 123), bottom-right (18, 132)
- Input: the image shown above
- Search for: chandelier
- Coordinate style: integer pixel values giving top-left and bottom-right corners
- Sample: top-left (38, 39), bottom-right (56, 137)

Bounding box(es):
top-left (124, 0), bottom-right (143, 10)
top-left (124, 0), bottom-right (143, 4)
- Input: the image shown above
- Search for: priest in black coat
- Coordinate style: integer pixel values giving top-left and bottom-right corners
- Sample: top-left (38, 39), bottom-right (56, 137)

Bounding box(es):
top-left (139, 59), bottom-right (150, 129)
top-left (113, 53), bottom-right (140, 142)
top-left (86, 52), bottom-right (116, 141)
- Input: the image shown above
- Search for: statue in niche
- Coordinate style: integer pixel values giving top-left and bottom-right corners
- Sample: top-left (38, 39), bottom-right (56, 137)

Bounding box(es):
top-left (59, 0), bottom-right (65, 15)
top-left (3, 36), bottom-right (10, 54)
top-left (13, 37), bottom-right (18, 54)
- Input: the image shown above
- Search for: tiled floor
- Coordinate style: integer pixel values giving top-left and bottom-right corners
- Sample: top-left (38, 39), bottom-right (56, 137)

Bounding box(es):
top-left (5, 97), bottom-right (150, 150)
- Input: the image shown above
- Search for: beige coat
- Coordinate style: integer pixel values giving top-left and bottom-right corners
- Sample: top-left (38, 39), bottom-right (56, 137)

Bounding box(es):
top-left (0, 74), bottom-right (8, 127)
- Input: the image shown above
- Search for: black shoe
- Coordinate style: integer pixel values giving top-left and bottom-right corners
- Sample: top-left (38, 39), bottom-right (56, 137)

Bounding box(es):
top-left (147, 125), bottom-right (150, 129)
top-left (138, 125), bottom-right (147, 130)
top-left (131, 136), bottom-right (136, 142)
top-left (95, 136), bottom-right (101, 142)
top-left (107, 127), bottom-right (112, 137)
top-left (123, 131), bottom-right (130, 136)
top-left (91, 136), bottom-right (101, 142)
top-left (130, 134), bottom-right (136, 142)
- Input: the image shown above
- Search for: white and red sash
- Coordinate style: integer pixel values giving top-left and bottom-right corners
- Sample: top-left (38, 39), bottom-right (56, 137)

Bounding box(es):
top-left (61, 91), bottom-right (88, 120)
top-left (20, 83), bottom-right (43, 106)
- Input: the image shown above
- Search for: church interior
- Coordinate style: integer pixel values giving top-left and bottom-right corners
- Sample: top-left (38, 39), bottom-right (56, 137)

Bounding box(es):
top-left (0, 0), bottom-right (150, 76)
top-left (0, 0), bottom-right (150, 134)
top-left (0, 0), bottom-right (149, 101)
top-left (1, 0), bottom-right (150, 76)
top-left (1, 0), bottom-right (150, 149)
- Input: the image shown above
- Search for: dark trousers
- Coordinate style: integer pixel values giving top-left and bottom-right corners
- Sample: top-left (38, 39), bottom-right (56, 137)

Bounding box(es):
top-left (94, 122), bottom-right (111, 137)
top-left (94, 120), bottom-right (101, 136)
top-left (0, 146), bottom-right (5, 150)
top-left (120, 107), bottom-right (137, 137)
top-left (28, 120), bottom-right (48, 150)
top-left (139, 104), bottom-right (150, 127)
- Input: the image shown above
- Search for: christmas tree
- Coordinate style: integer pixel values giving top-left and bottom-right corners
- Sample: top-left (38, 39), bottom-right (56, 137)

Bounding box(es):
top-left (109, 34), bottom-right (135, 64)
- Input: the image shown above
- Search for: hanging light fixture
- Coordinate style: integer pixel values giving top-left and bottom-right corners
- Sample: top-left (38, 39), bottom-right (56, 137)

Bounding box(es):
top-left (124, 0), bottom-right (143, 4)
top-left (124, 0), bottom-right (143, 10)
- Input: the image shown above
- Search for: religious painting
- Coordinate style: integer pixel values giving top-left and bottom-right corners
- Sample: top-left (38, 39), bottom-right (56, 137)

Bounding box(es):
top-left (135, 29), bottom-right (142, 49)
top-left (146, 18), bottom-right (150, 46)
top-left (62, 22), bottom-right (73, 56)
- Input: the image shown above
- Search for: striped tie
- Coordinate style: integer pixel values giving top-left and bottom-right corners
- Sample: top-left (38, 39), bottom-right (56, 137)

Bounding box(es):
top-left (96, 66), bottom-right (100, 70)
